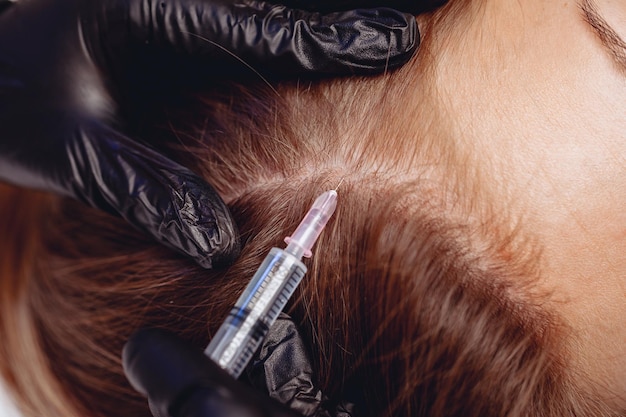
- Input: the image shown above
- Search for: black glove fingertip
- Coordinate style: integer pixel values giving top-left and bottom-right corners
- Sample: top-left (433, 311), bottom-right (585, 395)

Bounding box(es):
top-left (340, 8), bottom-right (420, 73)
top-left (277, 0), bottom-right (448, 14)
top-left (162, 173), bottom-right (241, 269)
top-left (276, 7), bottom-right (421, 75)
top-left (123, 328), bottom-right (193, 416)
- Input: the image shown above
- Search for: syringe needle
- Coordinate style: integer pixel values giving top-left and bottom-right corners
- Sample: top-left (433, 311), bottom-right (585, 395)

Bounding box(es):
top-left (334, 177), bottom-right (345, 191)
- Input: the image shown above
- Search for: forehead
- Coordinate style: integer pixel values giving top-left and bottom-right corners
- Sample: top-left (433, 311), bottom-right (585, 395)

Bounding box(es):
top-left (421, 0), bottom-right (626, 403)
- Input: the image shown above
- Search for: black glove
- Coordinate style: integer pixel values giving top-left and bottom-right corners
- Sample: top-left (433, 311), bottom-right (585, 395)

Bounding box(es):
top-left (0, 0), bottom-right (419, 269)
top-left (124, 315), bottom-right (353, 417)
top-left (279, 0), bottom-right (447, 15)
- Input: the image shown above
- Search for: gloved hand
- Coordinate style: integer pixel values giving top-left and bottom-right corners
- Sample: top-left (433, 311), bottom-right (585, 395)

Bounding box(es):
top-left (123, 314), bottom-right (353, 417)
top-left (0, 0), bottom-right (419, 269)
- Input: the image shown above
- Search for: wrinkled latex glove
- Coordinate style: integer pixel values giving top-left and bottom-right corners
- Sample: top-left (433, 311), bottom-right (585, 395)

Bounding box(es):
top-left (244, 314), bottom-right (356, 417)
top-left (280, 0), bottom-right (447, 14)
top-left (0, 0), bottom-right (419, 269)
top-left (124, 314), bottom-right (353, 417)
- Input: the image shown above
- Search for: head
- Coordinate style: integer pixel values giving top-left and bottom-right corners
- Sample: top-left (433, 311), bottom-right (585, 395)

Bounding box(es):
top-left (1, 0), bottom-right (625, 416)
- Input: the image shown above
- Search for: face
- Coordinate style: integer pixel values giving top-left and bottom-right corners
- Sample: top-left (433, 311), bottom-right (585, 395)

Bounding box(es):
top-left (417, 0), bottom-right (626, 405)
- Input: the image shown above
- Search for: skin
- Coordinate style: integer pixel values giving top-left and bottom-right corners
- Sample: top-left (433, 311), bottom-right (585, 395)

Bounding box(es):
top-left (417, 0), bottom-right (626, 406)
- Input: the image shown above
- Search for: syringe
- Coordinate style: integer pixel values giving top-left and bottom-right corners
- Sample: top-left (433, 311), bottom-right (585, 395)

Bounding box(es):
top-left (204, 190), bottom-right (338, 378)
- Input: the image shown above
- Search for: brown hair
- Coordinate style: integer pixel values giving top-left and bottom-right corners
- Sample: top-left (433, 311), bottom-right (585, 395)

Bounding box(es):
top-left (0, 3), bottom-right (620, 416)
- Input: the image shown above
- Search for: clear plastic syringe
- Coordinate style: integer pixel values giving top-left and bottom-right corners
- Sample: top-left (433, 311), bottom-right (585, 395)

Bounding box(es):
top-left (204, 190), bottom-right (338, 378)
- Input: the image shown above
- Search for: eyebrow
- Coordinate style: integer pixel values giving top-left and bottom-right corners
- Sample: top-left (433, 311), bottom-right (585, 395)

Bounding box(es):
top-left (580, 0), bottom-right (626, 75)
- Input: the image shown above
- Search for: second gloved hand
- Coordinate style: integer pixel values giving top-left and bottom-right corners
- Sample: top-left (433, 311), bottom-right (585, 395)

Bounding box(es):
top-left (123, 314), bottom-right (353, 417)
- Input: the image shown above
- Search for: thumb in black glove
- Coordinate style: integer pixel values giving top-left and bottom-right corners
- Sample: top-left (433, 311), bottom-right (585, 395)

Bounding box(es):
top-left (0, 0), bottom-right (419, 268)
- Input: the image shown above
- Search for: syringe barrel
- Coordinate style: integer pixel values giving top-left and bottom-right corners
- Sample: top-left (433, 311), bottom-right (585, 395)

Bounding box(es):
top-left (204, 247), bottom-right (307, 378)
